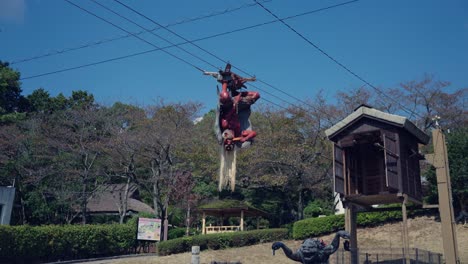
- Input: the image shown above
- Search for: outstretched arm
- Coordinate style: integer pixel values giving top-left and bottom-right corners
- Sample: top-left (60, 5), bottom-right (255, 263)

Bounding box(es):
top-left (323, 230), bottom-right (350, 256)
top-left (272, 242), bottom-right (303, 262)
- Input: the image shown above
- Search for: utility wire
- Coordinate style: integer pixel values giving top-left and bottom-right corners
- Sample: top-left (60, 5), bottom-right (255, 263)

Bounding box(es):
top-left (112, 0), bottom-right (358, 118)
top-left (20, 0), bottom-right (359, 118)
top-left (110, 0), bottom-right (298, 108)
top-left (253, 0), bottom-right (424, 119)
top-left (21, 1), bottom-right (358, 80)
top-left (70, 0), bottom-right (288, 107)
top-left (11, 0), bottom-right (271, 65)
top-left (65, 0), bottom-right (205, 72)
top-left (90, 0), bottom-right (219, 70)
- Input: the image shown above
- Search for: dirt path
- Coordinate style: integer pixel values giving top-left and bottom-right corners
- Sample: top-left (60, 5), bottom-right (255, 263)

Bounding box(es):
top-left (81, 216), bottom-right (468, 264)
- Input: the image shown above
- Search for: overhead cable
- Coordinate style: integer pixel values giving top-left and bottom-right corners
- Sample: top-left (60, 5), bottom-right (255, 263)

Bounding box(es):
top-left (20, 0), bottom-right (359, 80)
top-left (112, 0), bottom-right (358, 118)
top-left (11, 0), bottom-right (271, 65)
top-left (65, 0), bottom-right (205, 72)
top-left (253, 0), bottom-right (424, 119)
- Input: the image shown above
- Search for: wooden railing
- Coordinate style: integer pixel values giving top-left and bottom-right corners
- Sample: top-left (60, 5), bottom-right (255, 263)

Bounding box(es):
top-left (205, 225), bottom-right (240, 234)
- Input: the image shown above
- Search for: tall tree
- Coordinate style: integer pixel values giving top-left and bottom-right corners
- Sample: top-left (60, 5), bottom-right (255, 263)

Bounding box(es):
top-left (135, 101), bottom-right (202, 220)
top-left (0, 61), bottom-right (26, 114)
top-left (241, 99), bottom-right (332, 221)
top-left (43, 92), bottom-right (109, 224)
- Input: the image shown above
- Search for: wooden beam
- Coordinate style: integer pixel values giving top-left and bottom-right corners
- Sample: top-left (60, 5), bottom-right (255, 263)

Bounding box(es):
top-left (202, 212), bottom-right (206, 235)
top-left (240, 210), bottom-right (244, 231)
top-left (430, 128), bottom-right (460, 263)
top-left (345, 203), bottom-right (358, 264)
top-left (401, 194), bottom-right (410, 264)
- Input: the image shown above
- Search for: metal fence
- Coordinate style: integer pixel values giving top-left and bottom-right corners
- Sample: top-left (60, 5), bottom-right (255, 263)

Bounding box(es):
top-left (331, 248), bottom-right (443, 264)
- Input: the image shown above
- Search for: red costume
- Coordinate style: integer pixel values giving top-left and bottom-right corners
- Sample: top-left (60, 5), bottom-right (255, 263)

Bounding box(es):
top-left (204, 63), bottom-right (260, 151)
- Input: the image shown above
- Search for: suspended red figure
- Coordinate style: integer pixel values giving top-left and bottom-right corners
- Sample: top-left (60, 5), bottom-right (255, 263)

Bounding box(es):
top-left (204, 63), bottom-right (260, 191)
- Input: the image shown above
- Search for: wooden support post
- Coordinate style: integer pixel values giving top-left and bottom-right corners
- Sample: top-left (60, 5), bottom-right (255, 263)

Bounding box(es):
top-left (256, 216), bottom-right (260, 230)
top-left (345, 202), bottom-right (358, 264)
top-left (240, 210), bottom-right (244, 231)
top-left (202, 212), bottom-right (206, 235)
top-left (401, 194), bottom-right (410, 264)
top-left (425, 128), bottom-right (460, 263)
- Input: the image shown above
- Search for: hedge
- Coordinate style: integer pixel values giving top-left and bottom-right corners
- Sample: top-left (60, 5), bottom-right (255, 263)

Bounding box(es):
top-left (157, 228), bottom-right (289, 256)
top-left (0, 224), bottom-right (136, 263)
top-left (293, 209), bottom-right (424, 239)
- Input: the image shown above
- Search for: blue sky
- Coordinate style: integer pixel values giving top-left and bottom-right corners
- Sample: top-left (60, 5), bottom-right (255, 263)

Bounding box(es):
top-left (1, 0), bottom-right (467, 113)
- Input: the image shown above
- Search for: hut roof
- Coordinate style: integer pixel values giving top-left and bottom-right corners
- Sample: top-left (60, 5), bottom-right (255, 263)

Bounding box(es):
top-left (198, 200), bottom-right (268, 217)
top-left (325, 105), bottom-right (429, 144)
top-left (86, 184), bottom-right (154, 214)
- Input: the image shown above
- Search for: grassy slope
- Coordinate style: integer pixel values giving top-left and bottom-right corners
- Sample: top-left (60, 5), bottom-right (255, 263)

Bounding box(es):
top-left (81, 216), bottom-right (468, 264)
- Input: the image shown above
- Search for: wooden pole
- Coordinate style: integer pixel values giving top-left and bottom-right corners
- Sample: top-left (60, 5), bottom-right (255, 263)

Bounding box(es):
top-left (240, 210), bottom-right (244, 231)
top-left (202, 212), bottom-right (206, 235)
top-left (345, 202), bottom-right (358, 264)
top-left (401, 194), bottom-right (410, 264)
top-left (425, 128), bottom-right (460, 263)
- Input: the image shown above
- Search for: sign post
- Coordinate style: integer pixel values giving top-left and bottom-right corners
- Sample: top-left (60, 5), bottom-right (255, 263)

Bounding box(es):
top-left (137, 217), bottom-right (162, 242)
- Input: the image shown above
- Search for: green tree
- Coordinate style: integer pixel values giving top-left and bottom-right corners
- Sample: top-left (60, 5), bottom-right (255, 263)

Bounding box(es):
top-left (0, 61), bottom-right (25, 114)
top-left (447, 128), bottom-right (468, 216)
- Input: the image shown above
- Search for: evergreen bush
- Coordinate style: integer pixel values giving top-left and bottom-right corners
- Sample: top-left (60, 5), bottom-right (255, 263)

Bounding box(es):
top-left (0, 224), bottom-right (136, 263)
top-left (293, 209), bottom-right (422, 239)
top-left (157, 228), bottom-right (288, 256)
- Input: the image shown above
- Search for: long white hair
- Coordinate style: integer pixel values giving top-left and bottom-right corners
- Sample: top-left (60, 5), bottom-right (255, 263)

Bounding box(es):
top-left (219, 146), bottom-right (237, 192)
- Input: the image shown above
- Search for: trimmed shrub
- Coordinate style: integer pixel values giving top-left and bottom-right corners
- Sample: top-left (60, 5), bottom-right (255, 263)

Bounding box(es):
top-left (293, 208), bottom-right (425, 239)
top-left (167, 227), bottom-right (199, 239)
top-left (293, 215), bottom-right (345, 239)
top-left (157, 228), bottom-right (288, 256)
top-left (0, 224), bottom-right (136, 263)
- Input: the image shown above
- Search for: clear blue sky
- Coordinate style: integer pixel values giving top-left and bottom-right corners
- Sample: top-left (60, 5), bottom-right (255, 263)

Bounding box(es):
top-left (1, 0), bottom-right (467, 113)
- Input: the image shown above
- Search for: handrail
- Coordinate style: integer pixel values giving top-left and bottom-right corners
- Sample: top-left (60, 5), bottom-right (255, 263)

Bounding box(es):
top-left (205, 225), bottom-right (240, 234)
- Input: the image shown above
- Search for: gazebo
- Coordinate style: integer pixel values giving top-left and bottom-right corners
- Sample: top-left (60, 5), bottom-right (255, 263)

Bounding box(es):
top-left (197, 200), bottom-right (268, 234)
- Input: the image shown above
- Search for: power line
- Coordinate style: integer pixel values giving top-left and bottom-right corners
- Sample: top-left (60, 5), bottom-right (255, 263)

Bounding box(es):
top-left (21, 0), bottom-right (362, 116)
top-left (112, 0), bottom-right (358, 118)
top-left (110, 0), bottom-right (299, 108)
top-left (77, 0), bottom-right (292, 108)
top-left (90, 0), bottom-right (219, 70)
top-left (253, 0), bottom-right (424, 119)
top-left (11, 0), bottom-right (271, 65)
top-left (65, 0), bottom-right (205, 72)
top-left (20, 0), bottom-right (360, 118)
top-left (20, 1), bottom-right (358, 81)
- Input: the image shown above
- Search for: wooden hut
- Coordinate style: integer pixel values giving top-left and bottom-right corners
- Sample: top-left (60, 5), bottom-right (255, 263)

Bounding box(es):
top-left (197, 200), bottom-right (268, 234)
top-left (325, 105), bottom-right (430, 206)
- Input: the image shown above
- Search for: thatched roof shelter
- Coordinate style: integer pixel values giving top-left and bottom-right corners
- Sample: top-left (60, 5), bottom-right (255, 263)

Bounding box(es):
top-left (197, 200), bottom-right (268, 234)
top-left (86, 184), bottom-right (154, 215)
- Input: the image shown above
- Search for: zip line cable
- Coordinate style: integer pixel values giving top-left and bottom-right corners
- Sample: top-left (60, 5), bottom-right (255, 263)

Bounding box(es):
top-left (66, 1), bottom-right (289, 110)
top-left (109, 0), bottom-right (299, 108)
top-left (90, 0), bottom-right (294, 109)
top-left (22, 0), bottom-right (358, 119)
top-left (64, 0), bottom-right (205, 72)
top-left (20, 1), bottom-right (358, 114)
top-left (90, 0), bottom-right (220, 70)
top-left (11, 0), bottom-right (271, 65)
top-left (253, 0), bottom-right (424, 120)
top-left (20, 0), bottom-right (359, 81)
top-left (112, 0), bottom-right (358, 120)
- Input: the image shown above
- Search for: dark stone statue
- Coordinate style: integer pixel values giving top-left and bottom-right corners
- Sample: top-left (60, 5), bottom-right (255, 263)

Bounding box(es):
top-left (272, 230), bottom-right (350, 264)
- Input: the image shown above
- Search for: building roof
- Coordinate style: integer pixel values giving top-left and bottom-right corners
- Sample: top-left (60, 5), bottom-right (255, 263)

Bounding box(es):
top-left (86, 184), bottom-right (154, 214)
top-left (325, 105), bottom-right (429, 144)
top-left (197, 200), bottom-right (268, 217)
